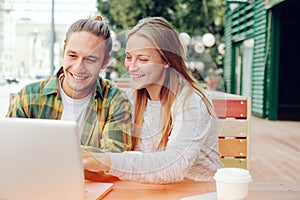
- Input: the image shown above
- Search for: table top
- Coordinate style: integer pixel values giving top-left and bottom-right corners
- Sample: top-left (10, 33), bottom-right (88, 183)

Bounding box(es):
top-left (102, 179), bottom-right (300, 200)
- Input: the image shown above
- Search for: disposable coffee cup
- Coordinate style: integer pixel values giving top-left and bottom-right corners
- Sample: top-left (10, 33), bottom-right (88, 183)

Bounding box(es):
top-left (214, 168), bottom-right (252, 200)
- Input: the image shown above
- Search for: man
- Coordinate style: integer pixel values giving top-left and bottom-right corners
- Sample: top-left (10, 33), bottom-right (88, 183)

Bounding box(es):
top-left (7, 16), bottom-right (132, 153)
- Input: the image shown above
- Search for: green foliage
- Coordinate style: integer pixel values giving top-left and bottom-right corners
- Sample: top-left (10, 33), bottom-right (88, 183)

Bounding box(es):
top-left (97, 0), bottom-right (224, 35)
top-left (97, 0), bottom-right (178, 32)
top-left (97, 0), bottom-right (225, 75)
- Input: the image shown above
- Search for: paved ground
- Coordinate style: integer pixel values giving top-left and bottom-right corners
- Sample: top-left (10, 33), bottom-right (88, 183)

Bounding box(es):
top-left (250, 116), bottom-right (300, 182)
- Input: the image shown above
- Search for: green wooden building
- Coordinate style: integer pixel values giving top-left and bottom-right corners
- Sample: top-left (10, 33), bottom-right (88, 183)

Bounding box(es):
top-left (224, 0), bottom-right (300, 120)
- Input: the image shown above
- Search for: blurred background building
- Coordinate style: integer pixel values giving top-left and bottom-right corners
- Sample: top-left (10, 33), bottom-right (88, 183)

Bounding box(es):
top-left (0, 0), bottom-right (97, 79)
top-left (0, 0), bottom-right (15, 77)
top-left (224, 0), bottom-right (300, 120)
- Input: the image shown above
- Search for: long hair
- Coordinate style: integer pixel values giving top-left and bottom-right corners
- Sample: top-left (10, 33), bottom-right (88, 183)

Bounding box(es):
top-left (128, 17), bottom-right (214, 150)
top-left (63, 15), bottom-right (112, 61)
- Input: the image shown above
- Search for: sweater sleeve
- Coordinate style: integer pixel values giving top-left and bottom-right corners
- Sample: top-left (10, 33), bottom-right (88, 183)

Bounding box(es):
top-left (107, 92), bottom-right (218, 184)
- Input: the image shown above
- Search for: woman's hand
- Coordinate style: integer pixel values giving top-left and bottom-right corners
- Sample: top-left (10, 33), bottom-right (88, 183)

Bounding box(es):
top-left (81, 150), bottom-right (111, 172)
top-left (82, 151), bottom-right (119, 182)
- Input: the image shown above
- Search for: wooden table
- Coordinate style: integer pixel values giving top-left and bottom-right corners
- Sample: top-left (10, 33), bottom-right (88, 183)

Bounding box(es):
top-left (102, 179), bottom-right (300, 200)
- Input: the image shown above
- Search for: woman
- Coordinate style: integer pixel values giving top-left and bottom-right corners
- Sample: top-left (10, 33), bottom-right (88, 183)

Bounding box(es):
top-left (82, 16), bottom-right (223, 184)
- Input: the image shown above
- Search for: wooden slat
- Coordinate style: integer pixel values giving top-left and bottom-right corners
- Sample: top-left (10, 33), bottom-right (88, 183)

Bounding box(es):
top-left (115, 78), bottom-right (130, 89)
top-left (221, 158), bottom-right (247, 169)
top-left (210, 90), bottom-right (248, 100)
top-left (219, 138), bottom-right (247, 157)
top-left (211, 92), bottom-right (251, 169)
top-left (116, 83), bottom-right (130, 89)
top-left (212, 99), bottom-right (248, 118)
top-left (218, 119), bottom-right (248, 137)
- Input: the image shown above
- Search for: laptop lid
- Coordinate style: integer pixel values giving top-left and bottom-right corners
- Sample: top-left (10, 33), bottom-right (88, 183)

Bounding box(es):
top-left (0, 118), bottom-right (112, 200)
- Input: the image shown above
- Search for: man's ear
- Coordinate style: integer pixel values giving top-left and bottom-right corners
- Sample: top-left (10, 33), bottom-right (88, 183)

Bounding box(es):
top-left (101, 55), bottom-right (111, 69)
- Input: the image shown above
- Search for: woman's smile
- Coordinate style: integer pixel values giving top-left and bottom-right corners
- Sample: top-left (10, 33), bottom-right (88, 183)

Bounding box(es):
top-left (131, 73), bottom-right (146, 79)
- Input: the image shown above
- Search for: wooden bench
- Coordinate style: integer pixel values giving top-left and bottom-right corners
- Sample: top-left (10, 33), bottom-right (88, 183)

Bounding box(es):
top-left (211, 91), bottom-right (251, 169)
top-left (103, 78), bottom-right (252, 169)
top-left (115, 79), bottom-right (251, 169)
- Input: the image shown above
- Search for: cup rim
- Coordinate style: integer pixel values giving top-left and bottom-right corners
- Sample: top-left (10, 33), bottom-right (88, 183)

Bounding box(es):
top-left (214, 168), bottom-right (252, 183)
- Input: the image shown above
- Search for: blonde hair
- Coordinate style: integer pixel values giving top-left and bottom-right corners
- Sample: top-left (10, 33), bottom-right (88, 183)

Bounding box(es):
top-left (63, 15), bottom-right (112, 61)
top-left (129, 17), bottom-right (214, 150)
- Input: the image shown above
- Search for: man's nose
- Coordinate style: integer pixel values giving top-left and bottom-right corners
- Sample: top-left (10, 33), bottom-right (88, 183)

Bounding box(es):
top-left (73, 59), bottom-right (85, 72)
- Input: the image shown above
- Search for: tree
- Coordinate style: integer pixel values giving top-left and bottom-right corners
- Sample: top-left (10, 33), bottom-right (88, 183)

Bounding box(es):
top-left (97, 0), bottom-right (225, 75)
top-left (97, 0), bottom-right (224, 35)
top-left (97, 0), bottom-right (178, 32)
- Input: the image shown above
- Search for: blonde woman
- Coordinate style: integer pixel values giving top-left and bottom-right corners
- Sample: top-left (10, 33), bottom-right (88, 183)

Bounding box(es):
top-left (82, 16), bottom-right (223, 184)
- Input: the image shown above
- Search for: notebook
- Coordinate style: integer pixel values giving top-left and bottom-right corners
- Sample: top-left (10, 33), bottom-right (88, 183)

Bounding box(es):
top-left (0, 117), bottom-right (113, 200)
top-left (181, 192), bottom-right (217, 200)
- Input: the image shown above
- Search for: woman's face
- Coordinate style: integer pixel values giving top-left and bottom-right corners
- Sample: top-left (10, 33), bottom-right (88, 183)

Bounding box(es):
top-left (125, 34), bottom-right (168, 92)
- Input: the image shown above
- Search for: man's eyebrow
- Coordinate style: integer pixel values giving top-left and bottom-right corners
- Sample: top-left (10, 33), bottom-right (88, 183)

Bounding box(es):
top-left (86, 55), bottom-right (100, 60)
top-left (65, 50), bottom-right (100, 60)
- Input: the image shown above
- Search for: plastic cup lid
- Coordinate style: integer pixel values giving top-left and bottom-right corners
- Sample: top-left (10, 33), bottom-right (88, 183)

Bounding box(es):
top-left (214, 168), bottom-right (252, 183)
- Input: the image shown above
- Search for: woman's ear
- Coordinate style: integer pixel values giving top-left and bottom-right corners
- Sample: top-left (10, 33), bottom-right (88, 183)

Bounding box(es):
top-left (164, 62), bottom-right (171, 69)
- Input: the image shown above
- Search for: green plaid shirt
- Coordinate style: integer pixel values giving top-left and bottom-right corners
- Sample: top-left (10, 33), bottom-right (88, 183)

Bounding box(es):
top-left (7, 67), bottom-right (132, 153)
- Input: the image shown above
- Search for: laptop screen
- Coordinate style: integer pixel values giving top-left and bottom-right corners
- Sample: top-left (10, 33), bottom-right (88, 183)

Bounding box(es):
top-left (0, 118), bottom-right (112, 200)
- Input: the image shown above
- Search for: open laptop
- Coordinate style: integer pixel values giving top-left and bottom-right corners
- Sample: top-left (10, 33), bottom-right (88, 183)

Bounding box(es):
top-left (0, 117), bottom-right (113, 200)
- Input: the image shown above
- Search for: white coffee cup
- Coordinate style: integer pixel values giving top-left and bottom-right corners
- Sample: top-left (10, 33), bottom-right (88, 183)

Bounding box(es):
top-left (214, 168), bottom-right (252, 200)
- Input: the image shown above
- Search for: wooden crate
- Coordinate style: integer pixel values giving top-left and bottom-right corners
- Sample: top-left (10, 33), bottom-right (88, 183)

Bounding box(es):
top-left (211, 91), bottom-right (251, 170)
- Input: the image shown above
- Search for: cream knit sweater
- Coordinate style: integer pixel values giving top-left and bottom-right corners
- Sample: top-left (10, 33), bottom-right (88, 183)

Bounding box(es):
top-left (108, 87), bottom-right (223, 184)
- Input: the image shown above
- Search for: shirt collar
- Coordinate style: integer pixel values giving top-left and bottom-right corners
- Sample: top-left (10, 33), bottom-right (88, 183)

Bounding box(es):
top-left (41, 66), bottom-right (107, 100)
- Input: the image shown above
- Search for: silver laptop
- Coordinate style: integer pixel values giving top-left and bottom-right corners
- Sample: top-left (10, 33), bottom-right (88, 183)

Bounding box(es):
top-left (0, 118), bottom-right (113, 200)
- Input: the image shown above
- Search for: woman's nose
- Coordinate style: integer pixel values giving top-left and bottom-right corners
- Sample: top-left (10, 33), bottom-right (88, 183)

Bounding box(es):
top-left (127, 60), bottom-right (138, 71)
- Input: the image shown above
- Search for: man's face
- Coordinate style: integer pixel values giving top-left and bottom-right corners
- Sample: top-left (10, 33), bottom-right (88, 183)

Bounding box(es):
top-left (62, 31), bottom-right (109, 99)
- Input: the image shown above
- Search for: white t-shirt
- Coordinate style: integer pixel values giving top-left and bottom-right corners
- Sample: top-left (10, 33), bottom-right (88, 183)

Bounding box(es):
top-left (107, 86), bottom-right (223, 184)
top-left (59, 77), bottom-right (92, 137)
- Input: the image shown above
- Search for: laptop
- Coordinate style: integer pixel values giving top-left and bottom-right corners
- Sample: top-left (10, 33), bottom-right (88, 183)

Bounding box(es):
top-left (0, 117), bottom-right (113, 200)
